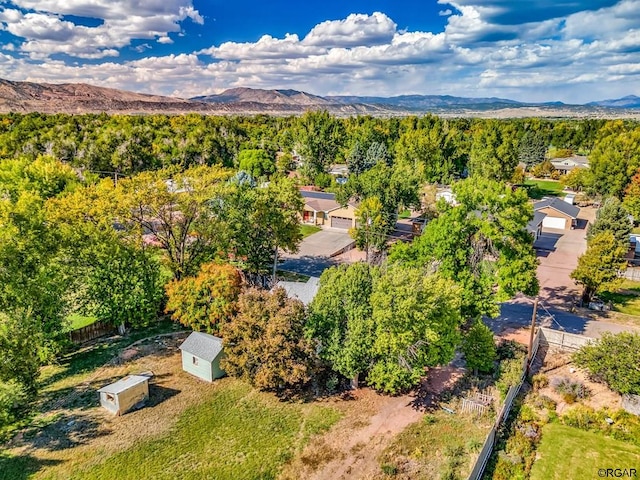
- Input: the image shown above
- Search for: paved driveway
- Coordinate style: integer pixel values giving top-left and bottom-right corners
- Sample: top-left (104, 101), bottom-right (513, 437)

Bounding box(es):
top-left (534, 206), bottom-right (596, 307)
top-left (279, 229), bottom-right (355, 277)
top-left (487, 297), bottom-right (640, 338)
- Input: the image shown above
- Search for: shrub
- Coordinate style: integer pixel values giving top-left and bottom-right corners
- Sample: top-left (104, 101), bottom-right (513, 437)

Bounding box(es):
top-left (532, 373), bottom-right (548, 391)
top-left (0, 380), bottom-right (28, 430)
top-left (496, 354), bottom-right (526, 398)
top-left (551, 377), bottom-right (589, 404)
top-left (560, 405), bottom-right (601, 430)
top-left (572, 332), bottom-right (640, 395)
top-left (461, 320), bottom-right (496, 374)
top-left (381, 463), bottom-right (398, 476)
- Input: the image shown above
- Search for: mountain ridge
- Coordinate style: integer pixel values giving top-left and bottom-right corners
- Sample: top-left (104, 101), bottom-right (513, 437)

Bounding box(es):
top-left (0, 78), bottom-right (638, 116)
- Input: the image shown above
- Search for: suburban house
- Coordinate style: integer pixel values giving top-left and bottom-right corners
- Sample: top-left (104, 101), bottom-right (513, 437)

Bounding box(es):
top-left (179, 332), bottom-right (225, 382)
top-left (300, 190), bottom-right (358, 229)
top-left (527, 211), bottom-right (547, 241)
top-left (534, 198), bottom-right (580, 230)
top-left (550, 155), bottom-right (589, 175)
top-left (275, 276), bottom-right (320, 305)
top-left (98, 374), bottom-right (151, 415)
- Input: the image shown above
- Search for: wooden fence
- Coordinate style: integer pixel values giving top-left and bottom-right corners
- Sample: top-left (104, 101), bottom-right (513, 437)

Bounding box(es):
top-left (539, 327), bottom-right (593, 350)
top-left (70, 320), bottom-right (116, 344)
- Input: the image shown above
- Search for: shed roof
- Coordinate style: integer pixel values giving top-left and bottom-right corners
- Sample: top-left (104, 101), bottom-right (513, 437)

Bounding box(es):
top-left (179, 332), bottom-right (224, 363)
top-left (98, 375), bottom-right (150, 394)
top-left (534, 197), bottom-right (580, 219)
top-left (276, 277), bottom-right (320, 306)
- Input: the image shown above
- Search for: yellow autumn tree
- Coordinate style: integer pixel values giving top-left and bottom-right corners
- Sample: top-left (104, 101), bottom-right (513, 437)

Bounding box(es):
top-left (165, 262), bottom-right (243, 334)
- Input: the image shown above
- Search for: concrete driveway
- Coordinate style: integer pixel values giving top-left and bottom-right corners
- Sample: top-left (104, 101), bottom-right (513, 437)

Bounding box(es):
top-left (534, 206), bottom-right (596, 307)
top-left (279, 229), bottom-right (355, 277)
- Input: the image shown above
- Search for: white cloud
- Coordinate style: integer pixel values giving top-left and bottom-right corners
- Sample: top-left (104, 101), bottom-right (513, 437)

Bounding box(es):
top-left (0, 3), bottom-right (638, 104)
top-left (0, 0), bottom-right (202, 58)
top-left (303, 12), bottom-right (396, 47)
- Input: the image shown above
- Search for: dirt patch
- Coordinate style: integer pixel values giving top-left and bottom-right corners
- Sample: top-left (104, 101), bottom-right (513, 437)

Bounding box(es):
top-left (536, 348), bottom-right (621, 414)
top-left (495, 326), bottom-right (531, 345)
top-left (280, 389), bottom-right (423, 480)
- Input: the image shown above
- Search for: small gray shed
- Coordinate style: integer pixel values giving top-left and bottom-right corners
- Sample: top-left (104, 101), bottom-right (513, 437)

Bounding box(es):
top-left (98, 374), bottom-right (150, 415)
top-left (179, 332), bottom-right (225, 382)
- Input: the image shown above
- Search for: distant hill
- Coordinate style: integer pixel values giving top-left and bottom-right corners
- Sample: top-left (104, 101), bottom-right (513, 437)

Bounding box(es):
top-left (586, 95), bottom-right (640, 108)
top-left (0, 78), bottom-right (638, 117)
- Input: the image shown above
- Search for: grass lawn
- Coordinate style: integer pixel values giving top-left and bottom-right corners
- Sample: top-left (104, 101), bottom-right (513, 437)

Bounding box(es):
top-left (379, 409), bottom-right (491, 479)
top-left (300, 224), bottom-right (321, 238)
top-left (67, 314), bottom-right (97, 331)
top-left (524, 179), bottom-right (565, 199)
top-left (398, 209), bottom-right (411, 219)
top-left (39, 319), bottom-right (185, 395)
top-left (530, 423), bottom-right (640, 480)
top-left (0, 380), bottom-right (340, 480)
top-left (600, 280), bottom-right (640, 316)
top-left (276, 270), bottom-right (311, 282)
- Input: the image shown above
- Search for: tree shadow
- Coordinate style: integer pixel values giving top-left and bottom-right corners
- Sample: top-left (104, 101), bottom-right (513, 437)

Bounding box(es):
top-left (278, 255), bottom-right (337, 277)
top-left (0, 451), bottom-right (61, 480)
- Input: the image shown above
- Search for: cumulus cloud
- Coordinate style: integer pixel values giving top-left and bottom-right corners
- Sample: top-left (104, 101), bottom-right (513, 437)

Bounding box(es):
top-left (0, 2), bottom-right (639, 103)
top-left (0, 0), bottom-right (202, 58)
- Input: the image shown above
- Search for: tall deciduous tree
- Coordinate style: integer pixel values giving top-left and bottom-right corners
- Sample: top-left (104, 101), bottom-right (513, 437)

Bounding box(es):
top-left (110, 165), bottom-right (233, 279)
top-left (350, 197), bottom-right (388, 262)
top-left (368, 266), bottom-right (462, 394)
top-left (237, 149), bottom-right (275, 178)
top-left (571, 232), bottom-right (627, 303)
top-left (295, 111), bottom-right (345, 179)
top-left (469, 121), bottom-right (519, 181)
top-left (623, 168), bottom-right (640, 222)
top-left (165, 262), bottom-right (242, 334)
top-left (390, 178), bottom-right (539, 319)
top-left (307, 263), bottom-right (377, 388)
top-left (221, 288), bottom-right (315, 395)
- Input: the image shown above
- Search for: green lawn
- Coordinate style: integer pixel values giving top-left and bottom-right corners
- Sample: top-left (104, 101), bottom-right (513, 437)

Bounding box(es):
top-left (530, 423), bottom-right (640, 480)
top-left (524, 179), bottom-right (565, 199)
top-left (379, 409), bottom-right (491, 479)
top-left (300, 224), bottom-right (321, 238)
top-left (67, 314), bottom-right (97, 331)
top-left (398, 209), bottom-right (411, 219)
top-left (600, 280), bottom-right (640, 316)
top-left (6, 380), bottom-right (340, 480)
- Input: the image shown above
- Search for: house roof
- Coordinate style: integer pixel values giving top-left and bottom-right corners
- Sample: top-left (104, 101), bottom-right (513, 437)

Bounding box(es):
top-left (276, 277), bottom-right (320, 305)
top-left (98, 375), bottom-right (150, 394)
top-left (179, 332), bottom-right (224, 362)
top-left (527, 211), bottom-right (547, 233)
top-left (300, 190), bottom-right (358, 212)
top-left (534, 197), bottom-right (580, 219)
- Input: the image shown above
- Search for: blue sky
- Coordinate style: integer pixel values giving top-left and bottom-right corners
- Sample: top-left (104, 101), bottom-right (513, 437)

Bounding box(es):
top-left (0, 0), bottom-right (638, 103)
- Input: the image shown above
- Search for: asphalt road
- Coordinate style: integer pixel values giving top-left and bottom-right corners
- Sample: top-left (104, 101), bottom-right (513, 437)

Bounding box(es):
top-left (487, 299), bottom-right (640, 338)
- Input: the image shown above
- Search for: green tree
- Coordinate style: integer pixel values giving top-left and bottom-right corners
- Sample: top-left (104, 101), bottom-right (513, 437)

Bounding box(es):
top-left (0, 309), bottom-right (45, 395)
top-left (587, 197), bottom-right (632, 245)
top-left (350, 197), bottom-right (388, 262)
top-left (110, 165), bottom-right (233, 279)
top-left (306, 263), bottom-right (377, 388)
top-left (295, 111), bottom-right (345, 179)
top-left (571, 232), bottom-right (627, 303)
top-left (390, 177), bottom-right (539, 319)
top-left (221, 288), bottom-right (315, 395)
top-left (461, 320), bottom-right (496, 374)
top-left (237, 149), bottom-right (275, 178)
top-left (518, 130), bottom-right (548, 168)
top-left (469, 121), bottom-right (519, 181)
top-left (165, 263), bottom-right (243, 334)
top-left (368, 266), bottom-right (462, 394)
top-left (573, 332), bottom-right (640, 395)
top-left (561, 168), bottom-right (587, 191)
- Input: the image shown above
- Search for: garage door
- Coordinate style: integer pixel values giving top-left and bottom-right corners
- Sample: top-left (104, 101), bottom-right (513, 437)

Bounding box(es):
top-left (330, 216), bottom-right (352, 229)
top-left (542, 216), bottom-right (567, 230)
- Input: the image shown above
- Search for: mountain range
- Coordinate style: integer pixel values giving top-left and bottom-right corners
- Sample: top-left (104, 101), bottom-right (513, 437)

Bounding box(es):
top-left (0, 78), bottom-right (638, 117)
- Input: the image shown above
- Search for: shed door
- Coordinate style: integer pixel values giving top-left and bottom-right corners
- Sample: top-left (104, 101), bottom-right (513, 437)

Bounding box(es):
top-left (330, 216), bottom-right (352, 229)
top-left (542, 216), bottom-right (567, 230)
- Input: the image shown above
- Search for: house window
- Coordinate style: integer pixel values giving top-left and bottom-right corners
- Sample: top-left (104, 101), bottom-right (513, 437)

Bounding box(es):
top-left (192, 356), bottom-right (199, 366)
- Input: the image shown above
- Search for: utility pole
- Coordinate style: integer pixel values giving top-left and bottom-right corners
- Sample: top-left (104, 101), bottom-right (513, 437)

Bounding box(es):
top-left (527, 296), bottom-right (539, 374)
